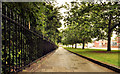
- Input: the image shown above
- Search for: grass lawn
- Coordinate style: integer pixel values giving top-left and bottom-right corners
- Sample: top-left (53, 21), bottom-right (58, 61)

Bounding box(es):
top-left (64, 47), bottom-right (120, 67)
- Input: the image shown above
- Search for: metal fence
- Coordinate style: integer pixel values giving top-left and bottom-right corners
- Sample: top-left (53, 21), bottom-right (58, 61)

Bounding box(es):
top-left (2, 4), bottom-right (58, 73)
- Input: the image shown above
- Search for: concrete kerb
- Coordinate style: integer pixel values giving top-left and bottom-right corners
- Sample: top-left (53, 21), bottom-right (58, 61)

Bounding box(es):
top-left (64, 48), bottom-right (120, 73)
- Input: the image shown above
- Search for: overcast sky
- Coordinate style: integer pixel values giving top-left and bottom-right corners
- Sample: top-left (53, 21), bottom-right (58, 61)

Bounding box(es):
top-left (56, 0), bottom-right (74, 30)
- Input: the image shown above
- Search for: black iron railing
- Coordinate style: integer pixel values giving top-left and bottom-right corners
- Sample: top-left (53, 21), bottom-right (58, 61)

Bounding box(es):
top-left (2, 4), bottom-right (58, 73)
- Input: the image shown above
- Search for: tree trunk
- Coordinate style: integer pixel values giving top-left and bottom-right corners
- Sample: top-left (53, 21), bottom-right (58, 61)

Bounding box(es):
top-left (107, 32), bottom-right (111, 51)
top-left (72, 44), bottom-right (73, 48)
top-left (107, 14), bottom-right (112, 51)
top-left (82, 41), bottom-right (85, 49)
top-left (75, 43), bottom-right (77, 48)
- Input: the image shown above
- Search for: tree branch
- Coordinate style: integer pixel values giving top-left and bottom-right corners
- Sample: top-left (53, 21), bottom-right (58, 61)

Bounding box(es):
top-left (110, 22), bottom-right (120, 32)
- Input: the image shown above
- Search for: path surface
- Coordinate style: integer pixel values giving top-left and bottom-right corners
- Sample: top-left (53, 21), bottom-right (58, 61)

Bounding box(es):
top-left (23, 47), bottom-right (113, 72)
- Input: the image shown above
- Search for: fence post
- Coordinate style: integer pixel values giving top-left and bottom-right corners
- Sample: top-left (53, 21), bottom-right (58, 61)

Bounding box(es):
top-left (0, 1), bottom-right (2, 74)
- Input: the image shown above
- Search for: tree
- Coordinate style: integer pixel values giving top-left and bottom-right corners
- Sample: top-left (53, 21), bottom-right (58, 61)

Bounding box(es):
top-left (63, 1), bottom-right (120, 51)
top-left (89, 2), bottom-right (120, 51)
top-left (63, 2), bottom-right (97, 49)
top-left (3, 2), bottom-right (63, 44)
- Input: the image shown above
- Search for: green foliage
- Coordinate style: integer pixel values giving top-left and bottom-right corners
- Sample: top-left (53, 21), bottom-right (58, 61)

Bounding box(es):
top-left (62, 1), bottom-right (120, 50)
top-left (3, 2), bottom-right (63, 44)
top-left (62, 2), bottom-right (95, 47)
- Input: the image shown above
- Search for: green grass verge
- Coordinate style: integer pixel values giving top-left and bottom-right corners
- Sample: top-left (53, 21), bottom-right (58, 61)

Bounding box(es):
top-left (64, 47), bottom-right (120, 67)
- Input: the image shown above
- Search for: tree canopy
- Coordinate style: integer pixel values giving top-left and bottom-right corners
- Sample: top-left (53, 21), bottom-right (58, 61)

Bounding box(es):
top-left (62, 1), bottom-right (120, 51)
top-left (3, 2), bottom-right (63, 44)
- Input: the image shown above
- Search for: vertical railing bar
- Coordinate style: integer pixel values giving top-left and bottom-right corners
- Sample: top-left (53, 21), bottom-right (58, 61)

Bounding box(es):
top-left (25, 44), bottom-right (27, 65)
top-left (25, 21), bottom-right (27, 65)
top-left (28, 43), bottom-right (29, 65)
top-left (24, 20), bottom-right (26, 66)
top-left (35, 37), bottom-right (37, 59)
top-left (22, 19), bottom-right (24, 67)
top-left (26, 44), bottom-right (28, 65)
top-left (28, 33), bottom-right (30, 61)
top-left (29, 21), bottom-right (31, 64)
top-left (36, 38), bottom-right (38, 58)
top-left (31, 34), bottom-right (32, 61)
top-left (23, 19), bottom-right (25, 66)
top-left (24, 41), bottom-right (27, 66)
top-left (15, 13), bottom-right (18, 71)
top-left (18, 15), bottom-right (20, 69)
top-left (37, 37), bottom-right (39, 58)
top-left (26, 34), bottom-right (28, 65)
top-left (21, 18), bottom-right (23, 68)
top-left (0, 2), bottom-right (2, 74)
top-left (36, 38), bottom-right (38, 59)
top-left (28, 41), bottom-right (30, 63)
top-left (8, 7), bottom-right (11, 73)
top-left (11, 9), bottom-right (15, 72)
top-left (24, 20), bottom-right (27, 66)
top-left (3, 5), bottom-right (7, 73)
top-left (22, 18), bottom-right (24, 69)
top-left (32, 33), bottom-right (33, 61)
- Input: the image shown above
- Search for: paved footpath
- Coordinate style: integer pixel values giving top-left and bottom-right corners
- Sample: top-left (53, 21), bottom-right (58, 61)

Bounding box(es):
top-left (23, 47), bottom-right (113, 72)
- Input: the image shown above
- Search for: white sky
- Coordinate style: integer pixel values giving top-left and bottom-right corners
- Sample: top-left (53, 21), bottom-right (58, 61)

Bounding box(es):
top-left (56, 0), bottom-right (73, 7)
top-left (56, 0), bottom-right (74, 30)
